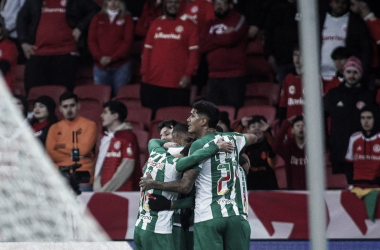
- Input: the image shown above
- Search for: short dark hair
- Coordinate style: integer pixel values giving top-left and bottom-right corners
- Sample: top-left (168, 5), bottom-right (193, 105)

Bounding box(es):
top-left (103, 101), bottom-right (128, 122)
top-left (158, 119), bottom-right (178, 131)
top-left (291, 115), bottom-right (304, 127)
top-left (172, 123), bottom-right (189, 135)
top-left (192, 100), bottom-right (220, 128)
top-left (331, 46), bottom-right (351, 60)
top-left (13, 94), bottom-right (28, 118)
top-left (59, 92), bottom-right (78, 104)
top-left (248, 115), bottom-right (267, 127)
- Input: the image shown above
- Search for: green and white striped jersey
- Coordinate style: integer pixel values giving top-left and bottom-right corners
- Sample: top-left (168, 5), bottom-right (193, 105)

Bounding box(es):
top-left (236, 165), bottom-right (248, 220)
top-left (189, 132), bottom-right (247, 223)
top-left (135, 139), bottom-right (220, 233)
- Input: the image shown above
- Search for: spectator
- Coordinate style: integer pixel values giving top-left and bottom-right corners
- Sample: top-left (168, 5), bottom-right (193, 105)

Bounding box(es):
top-left (217, 111), bottom-right (231, 132)
top-left (320, 0), bottom-right (372, 81)
top-left (17, 0), bottom-right (100, 94)
top-left (264, 0), bottom-right (299, 84)
top-left (324, 56), bottom-right (377, 178)
top-left (350, 0), bottom-right (380, 88)
top-left (88, 0), bottom-right (134, 96)
top-left (0, 17), bottom-right (17, 92)
top-left (135, 0), bottom-right (163, 39)
top-left (273, 115), bottom-right (307, 190)
top-left (45, 92), bottom-right (97, 192)
top-left (158, 119), bottom-right (179, 141)
top-left (323, 46), bottom-right (351, 94)
top-left (201, 0), bottom-right (249, 110)
top-left (0, 0), bottom-right (26, 63)
top-left (238, 115), bottom-right (278, 190)
top-left (13, 94), bottom-right (28, 119)
top-left (278, 45), bottom-right (304, 123)
top-left (94, 101), bottom-right (140, 192)
top-left (140, 0), bottom-right (199, 114)
top-left (346, 107), bottom-right (380, 187)
top-left (30, 95), bottom-right (58, 145)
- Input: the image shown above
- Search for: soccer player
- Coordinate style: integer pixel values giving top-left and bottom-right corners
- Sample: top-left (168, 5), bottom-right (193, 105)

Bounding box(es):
top-left (134, 126), bottom-right (233, 250)
top-left (140, 100), bottom-right (257, 250)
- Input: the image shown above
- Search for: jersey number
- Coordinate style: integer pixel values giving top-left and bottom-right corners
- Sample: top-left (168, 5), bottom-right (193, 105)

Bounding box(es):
top-left (217, 163), bottom-right (231, 195)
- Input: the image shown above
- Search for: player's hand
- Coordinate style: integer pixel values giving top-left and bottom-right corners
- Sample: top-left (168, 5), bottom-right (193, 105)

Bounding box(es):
top-left (248, 25), bottom-right (259, 39)
top-left (163, 142), bottom-right (178, 149)
top-left (21, 43), bottom-right (37, 59)
top-left (241, 116), bottom-right (252, 127)
top-left (140, 172), bottom-right (153, 191)
top-left (217, 138), bottom-right (234, 153)
top-left (259, 120), bottom-right (270, 132)
top-left (72, 28), bottom-right (82, 41)
top-left (179, 76), bottom-right (191, 88)
top-left (100, 56), bottom-right (111, 66)
top-left (148, 194), bottom-right (172, 211)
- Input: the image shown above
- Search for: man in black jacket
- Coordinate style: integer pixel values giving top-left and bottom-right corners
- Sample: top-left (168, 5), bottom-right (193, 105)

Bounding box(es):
top-left (324, 56), bottom-right (377, 178)
top-left (320, 0), bottom-right (372, 81)
top-left (17, 0), bottom-right (100, 93)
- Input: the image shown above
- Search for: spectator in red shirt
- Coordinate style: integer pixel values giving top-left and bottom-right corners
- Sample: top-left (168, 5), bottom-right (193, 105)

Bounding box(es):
top-left (94, 100), bottom-right (141, 191)
top-left (273, 115), bottom-right (307, 190)
top-left (140, 0), bottom-right (199, 114)
top-left (0, 17), bottom-right (17, 92)
top-left (346, 107), bottom-right (380, 187)
top-left (88, 0), bottom-right (134, 96)
top-left (17, 0), bottom-right (100, 93)
top-left (135, 0), bottom-right (163, 39)
top-left (201, 0), bottom-right (248, 110)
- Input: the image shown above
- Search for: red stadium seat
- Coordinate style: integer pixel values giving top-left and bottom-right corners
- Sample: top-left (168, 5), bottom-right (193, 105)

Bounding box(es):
top-left (133, 129), bottom-right (149, 168)
top-left (129, 121), bottom-right (145, 131)
top-left (74, 84), bottom-right (111, 104)
top-left (27, 85), bottom-right (67, 111)
top-left (148, 120), bottom-right (162, 139)
top-left (114, 84), bottom-right (140, 101)
top-left (127, 106), bottom-right (152, 129)
top-left (236, 105), bottom-right (276, 125)
top-left (218, 106), bottom-right (236, 121)
top-left (78, 98), bottom-right (103, 123)
top-left (245, 82), bottom-right (281, 106)
top-left (155, 106), bottom-right (192, 122)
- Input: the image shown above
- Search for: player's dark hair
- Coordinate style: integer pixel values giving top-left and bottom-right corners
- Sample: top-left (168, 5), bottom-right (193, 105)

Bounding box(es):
top-left (172, 123), bottom-right (189, 135)
top-left (59, 92), bottom-right (78, 104)
top-left (248, 115), bottom-right (267, 127)
top-left (192, 100), bottom-right (220, 128)
top-left (103, 101), bottom-right (128, 122)
top-left (158, 119), bottom-right (178, 131)
top-left (180, 141), bottom-right (194, 156)
top-left (331, 46), bottom-right (351, 60)
top-left (291, 115), bottom-right (304, 127)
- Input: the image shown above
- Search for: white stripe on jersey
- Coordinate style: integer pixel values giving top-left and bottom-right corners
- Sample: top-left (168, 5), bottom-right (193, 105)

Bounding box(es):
top-left (194, 157), bottom-right (213, 223)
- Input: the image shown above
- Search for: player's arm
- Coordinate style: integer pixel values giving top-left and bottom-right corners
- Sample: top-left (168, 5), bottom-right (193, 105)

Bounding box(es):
top-left (243, 133), bottom-right (258, 147)
top-left (140, 168), bottom-right (199, 194)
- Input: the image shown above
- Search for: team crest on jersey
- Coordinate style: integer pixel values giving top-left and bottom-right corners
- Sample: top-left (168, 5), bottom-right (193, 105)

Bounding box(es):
top-left (61, 0), bottom-right (66, 6)
top-left (356, 101), bottom-right (365, 110)
top-left (289, 85), bottom-right (295, 95)
top-left (114, 141), bottom-right (121, 150)
top-left (175, 25), bottom-right (184, 33)
top-left (191, 6), bottom-right (199, 13)
top-left (373, 144), bottom-right (380, 153)
top-left (116, 19), bottom-right (125, 26)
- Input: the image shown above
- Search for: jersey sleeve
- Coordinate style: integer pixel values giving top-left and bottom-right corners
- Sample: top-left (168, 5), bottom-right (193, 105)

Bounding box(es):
top-left (345, 135), bottom-right (355, 162)
top-left (148, 139), bottom-right (167, 154)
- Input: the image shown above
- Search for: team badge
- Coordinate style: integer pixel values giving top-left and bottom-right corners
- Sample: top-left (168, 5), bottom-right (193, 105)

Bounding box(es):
top-left (191, 6), bottom-right (199, 13)
top-left (373, 144), bottom-right (380, 153)
top-left (356, 101), bottom-right (365, 110)
top-left (289, 85), bottom-right (295, 95)
top-left (114, 141), bottom-right (121, 150)
top-left (127, 144), bottom-right (133, 156)
top-left (61, 0), bottom-right (66, 6)
top-left (175, 25), bottom-right (184, 33)
top-left (116, 19), bottom-right (124, 26)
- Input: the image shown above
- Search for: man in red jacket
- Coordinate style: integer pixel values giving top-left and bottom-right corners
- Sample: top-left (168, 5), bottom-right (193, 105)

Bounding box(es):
top-left (200, 0), bottom-right (248, 110)
top-left (94, 100), bottom-right (141, 191)
top-left (140, 0), bottom-right (199, 114)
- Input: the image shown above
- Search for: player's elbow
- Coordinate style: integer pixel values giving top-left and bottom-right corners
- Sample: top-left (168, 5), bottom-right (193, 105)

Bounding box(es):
top-left (178, 182), bottom-right (193, 194)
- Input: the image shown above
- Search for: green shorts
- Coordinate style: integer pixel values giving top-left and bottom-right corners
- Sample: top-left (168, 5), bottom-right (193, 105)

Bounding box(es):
top-left (194, 216), bottom-right (250, 250)
top-left (172, 226), bottom-right (194, 250)
top-left (134, 227), bottom-right (175, 250)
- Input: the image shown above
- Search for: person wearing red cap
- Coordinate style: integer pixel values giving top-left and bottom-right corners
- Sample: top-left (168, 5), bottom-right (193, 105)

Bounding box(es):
top-left (324, 56), bottom-right (377, 181)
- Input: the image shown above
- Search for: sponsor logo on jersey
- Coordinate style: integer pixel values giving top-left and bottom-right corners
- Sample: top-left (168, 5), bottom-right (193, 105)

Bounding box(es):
top-left (139, 214), bottom-right (152, 223)
top-left (114, 141), bottom-right (121, 150)
top-left (287, 97), bottom-right (304, 106)
top-left (217, 198), bottom-right (236, 205)
top-left (354, 154), bottom-right (380, 161)
top-left (356, 101), bottom-right (365, 110)
top-left (289, 85), bottom-right (295, 95)
top-left (373, 144), bottom-right (380, 153)
top-left (147, 157), bottom-right (164, 170)
top-left (42, 7), bottom-right (65, 13)
top-left (337, 101), bottom-right (344, 107)
top-left (191, 6), bottom-right (199, 13)
top-left (290, 156), bottom-right (307, 165)
top-left (116, 19), bottom-right (125, 26)
top-left (209, 24), bottom-right (228, 35)
top-left (106, 151), bottom-right (121, 158)
top-left (175, 25), bottom-right (184, 33)
top-left (154, 32), bottom-right (181, 40)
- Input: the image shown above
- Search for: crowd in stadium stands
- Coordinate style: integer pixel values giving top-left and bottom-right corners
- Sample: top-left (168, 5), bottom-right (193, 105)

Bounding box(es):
top-left (1, 0), bottom-right (380, 192)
